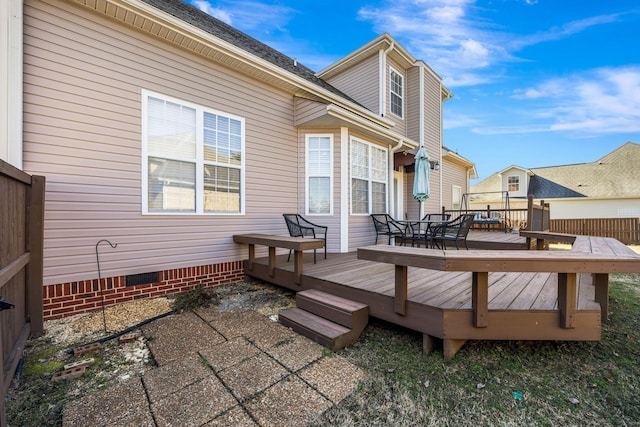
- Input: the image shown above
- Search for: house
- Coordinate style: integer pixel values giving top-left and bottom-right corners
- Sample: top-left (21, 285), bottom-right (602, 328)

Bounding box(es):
top-left (469, 141), bottom-right (640, 219)
top-left (1, 0), bottom-right (474, 319)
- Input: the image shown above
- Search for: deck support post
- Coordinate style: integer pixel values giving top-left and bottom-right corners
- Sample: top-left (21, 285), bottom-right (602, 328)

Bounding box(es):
top-left (472, 272), bottom-right (489, 328)
top-left (558, 272), bottom-right (577, 328)
top-left (593, 273), bottom-right (609, 320)
top-left (268, 246), bottom-right (276, 277)
top-left (293, 250), bottom-right (304, 285)
top-left (394, 265), bottom-right (408, 316)
top-left (443, 339), bottom-right (467, 362)
top-left (247, 243), bottom-right (256, 271)
top-left (423, 334), bottom-right (435, 355)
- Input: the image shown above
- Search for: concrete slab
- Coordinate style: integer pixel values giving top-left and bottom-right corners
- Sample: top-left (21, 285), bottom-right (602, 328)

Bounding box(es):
top-left (217, 353), bottom-right (289, 401)
top-left (244, 375), bottom-right (332, 426)
top-left (198, 336), bottom-right (261, 372)
top-left (62, 377), bottom-right (149, 426)
top-left (151, 376), bottom-right (236, 426)
top-left (142, 354), bottom-right (213, 403)
top-left (142, 311), bottom-right (226, 365)
top-left (263, 335), bottom-right (324, 372)
top-left (298, 356), bottom-right (369, 404)
top-left (203, 405), bottom-right (258, 426)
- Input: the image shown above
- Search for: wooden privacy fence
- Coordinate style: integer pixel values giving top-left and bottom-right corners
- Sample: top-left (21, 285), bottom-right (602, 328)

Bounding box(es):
top-left (551, 218), bottom-right (640, 245)
top-left (0, 160), bottom-right (45, 425)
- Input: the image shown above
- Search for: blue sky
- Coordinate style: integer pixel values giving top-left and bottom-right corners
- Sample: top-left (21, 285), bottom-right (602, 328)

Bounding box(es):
top-left (188, 0), bottom-right (640, 182)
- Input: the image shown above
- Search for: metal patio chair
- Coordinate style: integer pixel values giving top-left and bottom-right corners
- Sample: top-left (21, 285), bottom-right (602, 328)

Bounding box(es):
top-left (430, 213), bottom-right (476, 250)
top-left (370, 213), bottom-right (408, 246)
top-left (283, 214), bottom-right (327, 263)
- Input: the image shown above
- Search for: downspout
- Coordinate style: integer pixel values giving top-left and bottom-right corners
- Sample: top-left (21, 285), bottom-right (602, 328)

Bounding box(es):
top-left (418, 65), bottom-right (425, 219)
top-left (378, 41), bottom-right (394, 117)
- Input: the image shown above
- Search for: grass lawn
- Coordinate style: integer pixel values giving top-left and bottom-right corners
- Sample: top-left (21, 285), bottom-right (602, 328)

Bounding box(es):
top-left (313, 273), bottom-right (640, 426)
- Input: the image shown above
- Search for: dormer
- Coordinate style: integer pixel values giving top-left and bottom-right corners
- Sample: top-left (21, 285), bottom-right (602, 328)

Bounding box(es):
top-left (497, 166), bottom-right (533, 198)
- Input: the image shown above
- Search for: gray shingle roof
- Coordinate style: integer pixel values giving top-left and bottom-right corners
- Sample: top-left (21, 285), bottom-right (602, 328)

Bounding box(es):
top-left (140, 0), bottom-right (360, 104)
top-left (529, 142), bottom-right (640, 199)
top-left (472, 142), bottom-right (640, 200)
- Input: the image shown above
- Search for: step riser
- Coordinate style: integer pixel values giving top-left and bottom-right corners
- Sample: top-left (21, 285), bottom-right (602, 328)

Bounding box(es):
top-left (279, 307), bottom-right (356, 351)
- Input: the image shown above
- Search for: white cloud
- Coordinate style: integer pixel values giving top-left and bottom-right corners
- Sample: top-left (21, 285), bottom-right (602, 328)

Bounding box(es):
top-left (356, 1), bottom-right (625, 88)
top-left (484, 67), bottom-right (640, 135)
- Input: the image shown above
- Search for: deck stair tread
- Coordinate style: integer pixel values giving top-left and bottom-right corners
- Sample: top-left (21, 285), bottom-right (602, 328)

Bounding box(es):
top-left (279, 290), bottom-right (369, 351)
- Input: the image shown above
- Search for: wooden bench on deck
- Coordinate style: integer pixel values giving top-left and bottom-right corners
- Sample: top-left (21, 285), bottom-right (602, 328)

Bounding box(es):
top-left (358, 235), bottom-right (640, 359)
top-left (233, 234), bottom-right (324, 284)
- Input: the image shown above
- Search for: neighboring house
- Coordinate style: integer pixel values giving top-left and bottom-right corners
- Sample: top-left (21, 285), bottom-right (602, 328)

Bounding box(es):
top-left (470, 141), bottom-right (640, 219)
top-left (1, 0), bottom-right (474, 319)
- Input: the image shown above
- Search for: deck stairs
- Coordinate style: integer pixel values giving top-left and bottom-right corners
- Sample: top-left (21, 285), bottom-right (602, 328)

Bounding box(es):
top-left (279, 289), bottom-right (369, 351)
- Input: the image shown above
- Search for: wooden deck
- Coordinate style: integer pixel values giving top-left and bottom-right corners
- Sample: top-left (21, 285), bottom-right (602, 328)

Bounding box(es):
top-left (235, 231), bottom-right (640, 359)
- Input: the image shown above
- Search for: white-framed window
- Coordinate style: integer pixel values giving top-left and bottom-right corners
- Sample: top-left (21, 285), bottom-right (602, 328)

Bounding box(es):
top-left (351, 138), bottom-right (388, 214)
top-left (390, 67), bottom-right (404, 118)
top-left (452, 185), bottom-right (462, 210)
top-left (306, 134), bottom-right (333, 215)
top-left (142, 90), bottom-right (245, 214)
top-left (508, 175), bottom-right (519, 192)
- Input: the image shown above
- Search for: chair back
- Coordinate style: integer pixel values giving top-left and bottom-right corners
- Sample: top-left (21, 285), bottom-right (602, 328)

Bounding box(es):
top-left (443, 214), bottom-right (475, 238)
top-left (370, 214), bottom-right (391, 233)
top-left (423, 213), bottom-right (451, 222)
top-left (283, 214), bottom-right (305, 238)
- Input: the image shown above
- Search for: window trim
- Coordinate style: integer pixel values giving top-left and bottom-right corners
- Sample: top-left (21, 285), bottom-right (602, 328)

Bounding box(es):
top-left (389, 66), bottom-right (404, 119)
top-left (141, 89), bottom-right (246, 215)
top-left (452, 185), bottom-right (462, 211)
top-left (305, 134), bottom-right (334, 216)
top-left (350, 137), bottom-right (388, 215)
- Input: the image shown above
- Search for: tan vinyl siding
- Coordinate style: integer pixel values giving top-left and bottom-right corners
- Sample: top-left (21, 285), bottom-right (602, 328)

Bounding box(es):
top-left (405, 67), bottom-right (420, 143)
top-left (24, 0), bottom-right (308, 284)
top-left (322, 54), bottom-right (380, 114)
top-left (294, 97), bottom-right (329, 126)
top-left (442, 160), bottom-right (468, 210)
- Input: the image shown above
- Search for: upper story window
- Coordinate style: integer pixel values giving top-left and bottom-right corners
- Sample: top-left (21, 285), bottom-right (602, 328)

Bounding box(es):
top-left (390, 67), bottom-right (404, 118)
top-left (507, 175), bottom-right (520, 192)
top-left (351, 138), bottom-right (388, 214)
top-left (142, 90), bottom-right (245, 214)
top-left (306, 134), bottom-right (333, 215)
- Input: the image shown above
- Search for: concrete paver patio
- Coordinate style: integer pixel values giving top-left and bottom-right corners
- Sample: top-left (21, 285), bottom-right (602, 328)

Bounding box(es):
top-left (62, 306), bottom-right (367, 426)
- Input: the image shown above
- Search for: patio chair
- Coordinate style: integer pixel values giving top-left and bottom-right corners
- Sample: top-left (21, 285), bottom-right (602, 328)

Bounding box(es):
top-left (283, 214), bottom-right (327, 263)
top-left (370, 214), bottom-right (408, 246)
top-left (404, 213), bottom-right (453, 247)
top-left (430, 213), bottom-right (476, 250)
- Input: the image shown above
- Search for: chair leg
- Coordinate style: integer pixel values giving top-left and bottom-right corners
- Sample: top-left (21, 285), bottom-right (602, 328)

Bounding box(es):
top-left (287, 249), bottom-right (292, 261)
top-left (313, 248), bottom-right (317, 264)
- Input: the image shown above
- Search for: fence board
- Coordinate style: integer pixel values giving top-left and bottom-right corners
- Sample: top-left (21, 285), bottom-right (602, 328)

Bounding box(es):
top-left (0, 159), bottom-right (45, 425)
top-left (551, 218), bottom-right (640, 245)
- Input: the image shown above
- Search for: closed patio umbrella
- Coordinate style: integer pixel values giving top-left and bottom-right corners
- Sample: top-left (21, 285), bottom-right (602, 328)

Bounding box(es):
top-left (413, 145), bottom-right (431, 206)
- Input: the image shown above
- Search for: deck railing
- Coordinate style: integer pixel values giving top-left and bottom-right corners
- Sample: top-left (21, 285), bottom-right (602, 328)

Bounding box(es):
top-left (443, 196), bottom-right (544, 232)
top-left (0, 159), bottom-right (45, 425)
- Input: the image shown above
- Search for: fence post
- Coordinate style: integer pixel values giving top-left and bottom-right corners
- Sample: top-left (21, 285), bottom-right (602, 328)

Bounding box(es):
top-left (26, 175), bottom-right (45, 335)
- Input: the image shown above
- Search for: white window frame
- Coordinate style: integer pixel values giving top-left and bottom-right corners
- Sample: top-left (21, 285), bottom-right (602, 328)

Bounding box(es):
top-left (507, 175), bottom-right (520, 192)
top-left (389, 67), bottom-right (404, 119)
top-left (141, 90), bottom-right (245, 215)
top-left (305, 134), bottom-right (333, 215)
top-left (350, 138), bottom-right (388, 215)
top-left (452, 185), bottom-right (462, 210)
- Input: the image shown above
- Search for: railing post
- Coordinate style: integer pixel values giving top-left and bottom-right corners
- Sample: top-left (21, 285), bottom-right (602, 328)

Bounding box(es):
top-left (26, 175), bottom-right (45, 335)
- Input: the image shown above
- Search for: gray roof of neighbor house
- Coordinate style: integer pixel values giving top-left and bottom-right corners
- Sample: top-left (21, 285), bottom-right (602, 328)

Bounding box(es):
top-left (529, 141), bottom-right (640, 199)
top-left (473, 141), bottom-right (640, 200)
top-left (140, 0), bottom-right (360, 105)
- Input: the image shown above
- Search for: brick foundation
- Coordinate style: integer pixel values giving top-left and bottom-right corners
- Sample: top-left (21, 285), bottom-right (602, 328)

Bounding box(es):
top-left (42, 261), bottom-right (245, 320)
